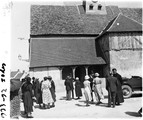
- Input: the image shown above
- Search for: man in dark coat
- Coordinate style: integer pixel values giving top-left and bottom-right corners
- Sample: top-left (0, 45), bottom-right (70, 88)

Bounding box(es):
top-left (112, 68), bottom-right (124, 105)
top-left (89, 73), bottom-right (94, 102)
top-left (106, 73), bottom-right (118, 108)
top-left (69, 75), bottom-right (75, 99)
top-left (64, 76), bottom-right (72, 100)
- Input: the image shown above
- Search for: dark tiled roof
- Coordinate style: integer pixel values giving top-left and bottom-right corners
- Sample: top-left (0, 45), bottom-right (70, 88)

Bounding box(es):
top-left (107, 14), bottom-right (142, 32)
top-left (31, 5), bottom-right (142, 35)
top-left (10, 71), bottom-right (18, 78)
top-left (14, 73), bottom-right (24, 80)
top-left (30, 38), bottom-right (105, 68)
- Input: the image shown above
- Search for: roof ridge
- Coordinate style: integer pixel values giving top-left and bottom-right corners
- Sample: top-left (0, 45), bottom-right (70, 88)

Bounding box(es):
top-left (121, 13), bottom-right (143, 25)
top-left (107, 13), bottom-right (121, 32)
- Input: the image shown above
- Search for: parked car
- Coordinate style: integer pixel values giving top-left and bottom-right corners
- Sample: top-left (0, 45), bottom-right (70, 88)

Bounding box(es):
top-left (122, 76), bottom-right (142, 98)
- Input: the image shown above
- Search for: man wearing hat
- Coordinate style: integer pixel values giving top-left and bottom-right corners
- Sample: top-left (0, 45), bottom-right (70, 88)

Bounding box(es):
top-left (93, 73), bottom-right (104, 105)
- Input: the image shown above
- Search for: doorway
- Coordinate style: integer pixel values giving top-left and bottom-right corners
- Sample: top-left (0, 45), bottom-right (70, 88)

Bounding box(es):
top-left (75, 66), bottom-right (86, 88)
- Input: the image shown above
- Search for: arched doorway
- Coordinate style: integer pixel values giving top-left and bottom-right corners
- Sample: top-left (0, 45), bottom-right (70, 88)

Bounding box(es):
top-left (75, 66), bottom-right (86, 88)
top-left (62, 67), bottom-right (72, 80)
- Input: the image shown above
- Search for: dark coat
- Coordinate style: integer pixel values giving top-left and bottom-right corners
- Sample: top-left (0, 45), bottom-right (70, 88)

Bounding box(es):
top-left (50, 80), bottom-right (56, 102)
top-left (106, 76), bottom-right (118, 92)
top-left (21, 82), bottom-right (33, 113)
top-left (89, 77), bottom-right (93, 91)
top-left (32, 79), bottom-right (42, 104)
top-left (113, 73), bottom-right (124, 103)
top-left (64, 79), bottom-right (72, 91)
top-left (75, 80), bottom-right (82, 97)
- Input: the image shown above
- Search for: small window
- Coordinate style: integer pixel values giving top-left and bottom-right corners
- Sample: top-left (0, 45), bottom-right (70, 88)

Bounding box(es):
top-left (89, 4), bottom-right (94, 10)
top-left (98, 4), bottom-right (102, 10)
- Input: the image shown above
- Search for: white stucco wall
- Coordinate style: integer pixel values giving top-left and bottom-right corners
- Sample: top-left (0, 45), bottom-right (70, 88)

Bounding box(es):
top-left (29, 67), bottom-right (65, 92)
top-left (110, 50), bottom-right (142, 78)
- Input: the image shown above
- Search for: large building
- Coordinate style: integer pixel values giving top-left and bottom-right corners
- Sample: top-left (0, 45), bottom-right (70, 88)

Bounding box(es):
top-left (29, 0), bottom-right (142, 91)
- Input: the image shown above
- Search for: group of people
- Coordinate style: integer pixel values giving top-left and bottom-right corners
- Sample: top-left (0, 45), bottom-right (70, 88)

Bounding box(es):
top-left (21, 76), bottom-right (56, 118)
top-left (64, 68), bottom-right (124, 108)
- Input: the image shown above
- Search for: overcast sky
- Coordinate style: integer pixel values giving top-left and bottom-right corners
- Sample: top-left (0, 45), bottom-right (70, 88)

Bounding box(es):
top-left (11, 0), bottom-right (142, 72)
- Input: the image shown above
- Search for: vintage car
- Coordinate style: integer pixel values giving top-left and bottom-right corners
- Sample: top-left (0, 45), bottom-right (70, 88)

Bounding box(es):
top-left (122, 76), bottom-right (142, 98)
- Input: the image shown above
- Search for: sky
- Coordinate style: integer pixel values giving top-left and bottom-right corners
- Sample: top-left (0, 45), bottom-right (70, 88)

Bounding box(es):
top-left (10, 0), bottom-right (142, 72)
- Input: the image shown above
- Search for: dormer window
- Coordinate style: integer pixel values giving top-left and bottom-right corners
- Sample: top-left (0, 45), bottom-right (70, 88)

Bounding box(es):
top-left (98, 4), bottom-right (102, 10)
top-left (89, 4), bottom-right (94, 10)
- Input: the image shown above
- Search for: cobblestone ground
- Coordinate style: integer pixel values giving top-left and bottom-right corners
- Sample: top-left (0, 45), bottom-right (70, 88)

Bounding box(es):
top-left (19, 89), bottom-right (142, 119)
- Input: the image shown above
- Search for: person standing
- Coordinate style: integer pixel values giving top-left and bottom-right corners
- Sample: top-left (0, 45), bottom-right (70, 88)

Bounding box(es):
top-left (93, 73), bottom-right (104, 105)
top-left (69, 75), bottom-right (75, 99)
top-left (32, 78), bottom-right (42, 108)
top-left (112, 68), bottom-right (124, 105)
top-left (106, 73), bottom-right (118, 108)
top-left (89, 73), bottom-right (94, 102)
top-left (48, 76), bottom-right (56, 107)
top-left (41, 77), bottom-right (53, 109)
top-left (21, 77), bottom-right (34, 118)
top-left (64, 76), bottom-right (72, 100)
top-left (75, 77), bottom-right (82, 99)
top-left (83, 75), bottom-right (92, 106)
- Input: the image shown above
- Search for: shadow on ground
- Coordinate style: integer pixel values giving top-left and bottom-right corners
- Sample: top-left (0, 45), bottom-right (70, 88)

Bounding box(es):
top-left (125, 111), bottom-right (142, 117)
top-left (131, 93), bottom-right (142, 98)
top-left (59, 96), bottom-right (67, 100)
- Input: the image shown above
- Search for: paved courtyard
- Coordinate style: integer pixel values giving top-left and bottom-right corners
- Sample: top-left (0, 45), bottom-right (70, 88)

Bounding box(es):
top-left (19, 89), bottom-right (142, 119)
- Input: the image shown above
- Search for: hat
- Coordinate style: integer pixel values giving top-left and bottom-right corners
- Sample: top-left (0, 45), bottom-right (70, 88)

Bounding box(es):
top-left (95, 73), bottom-right (99, 77)
top-left (47, 76), bottom-right (52, 79)
top-left (85, 75), bottom-right (89, 80)
top-left (75, 77), bottom-right (79, 80)
top-left (44, 77), bottom-right (48, 80)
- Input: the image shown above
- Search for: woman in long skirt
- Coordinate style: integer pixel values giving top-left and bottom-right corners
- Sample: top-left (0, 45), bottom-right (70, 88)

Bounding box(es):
top-left (21, 77), bottom-right (33, 118)
top-left (83, 75), bottom-right (92, 106)
top-left (93, 73), bottom-right (104, 105)
top-left (41, 77), bottom-right (53, 109)
top-left (75, 77), bottom-right (82, 99)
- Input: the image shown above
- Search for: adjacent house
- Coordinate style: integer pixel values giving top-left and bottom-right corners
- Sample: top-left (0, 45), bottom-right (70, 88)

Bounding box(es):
top-left (29, 0), bottom-right (142, 91)
top-left (10, 69), bottom-right (28, 81)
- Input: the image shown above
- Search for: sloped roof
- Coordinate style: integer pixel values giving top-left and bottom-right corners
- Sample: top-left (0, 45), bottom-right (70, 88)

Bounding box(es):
top-left (107, 13), bottom-right (142, 32)
top-left (31, 5), bottom-right (142, 35)
top-left (14, 72), bottom-right (25, 79)
top-left (10, 71), bottom-right (19, 78)
top-left (30, 38), bottom-right (105, 68)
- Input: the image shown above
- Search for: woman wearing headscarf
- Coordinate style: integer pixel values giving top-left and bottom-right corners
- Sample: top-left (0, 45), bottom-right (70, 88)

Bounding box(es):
top-left (83, 75), bottom-right (92, 106)
top-left (75, 77), bottom-right (82, 99)
top-left (41, 77), bottom-right (53, 109)
top-left (48, 76), bottom-right (56, 107)
top-left (21, 77), bottom-right (33, 118)
top-left (93, 73), bottom-right (104, 105)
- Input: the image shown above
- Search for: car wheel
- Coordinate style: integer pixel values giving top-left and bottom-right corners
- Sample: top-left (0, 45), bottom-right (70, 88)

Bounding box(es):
top-left (122, 85), bottom-right (132, 98)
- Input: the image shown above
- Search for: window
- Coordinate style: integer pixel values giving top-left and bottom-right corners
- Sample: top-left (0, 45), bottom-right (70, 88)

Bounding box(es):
top-left (98, 4), bottom-right (102, 10)
top-left (89, 4), bottom-right (94, 10)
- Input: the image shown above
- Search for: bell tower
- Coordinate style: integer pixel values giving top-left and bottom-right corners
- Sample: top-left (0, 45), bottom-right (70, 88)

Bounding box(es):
top-left (83, 0), bottom-right (107, 15)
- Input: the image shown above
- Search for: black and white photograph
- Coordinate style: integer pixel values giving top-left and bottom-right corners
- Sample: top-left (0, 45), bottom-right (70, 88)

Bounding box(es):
top-left (0, 0), bottom-right (142, 119)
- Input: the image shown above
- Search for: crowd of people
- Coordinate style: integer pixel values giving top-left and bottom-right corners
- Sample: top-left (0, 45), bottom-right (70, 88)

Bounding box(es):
top-left (11, 68), bottom-right (126, 118)
top-left (21, 76), bottom-right (56, 118)
top-left (64, 68), bottom-right (124, 108)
